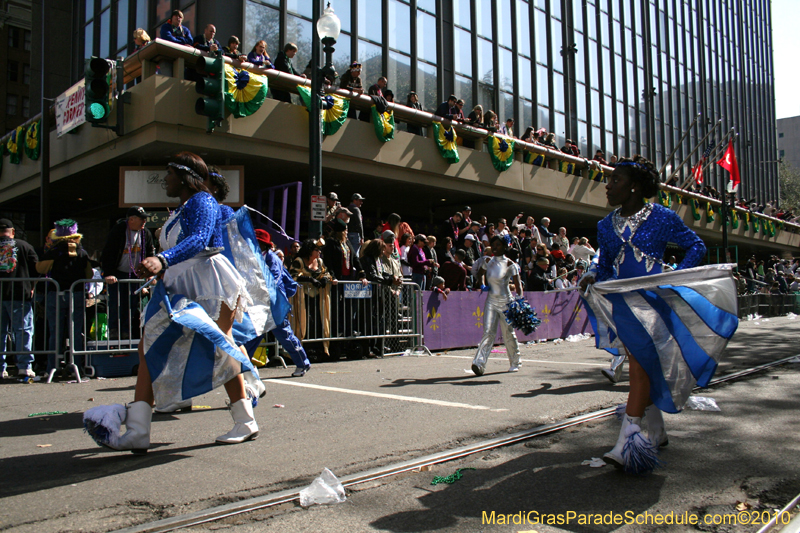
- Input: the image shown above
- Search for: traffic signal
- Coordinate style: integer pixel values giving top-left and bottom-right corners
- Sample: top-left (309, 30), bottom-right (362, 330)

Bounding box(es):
top-left (84, 57), bottom-right (112, 123)
top-left (195, 54), bottom-right (225, 133)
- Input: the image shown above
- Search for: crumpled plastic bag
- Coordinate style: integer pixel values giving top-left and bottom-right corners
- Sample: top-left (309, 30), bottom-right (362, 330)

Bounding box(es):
top-left (684, 396), bottom-right (721, 411)
top-left (565, 333), bottom-right (592, 342)
top-left (581, 457), bottom-right (607, 467)
top-left (299, 468), bottom-right (346, 507)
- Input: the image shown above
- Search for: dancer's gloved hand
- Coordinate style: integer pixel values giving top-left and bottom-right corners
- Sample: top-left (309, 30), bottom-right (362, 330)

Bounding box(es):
top-left (579, 275), bottom-right (596, 292)
top-left (479, 284), bottom-right (489, 294)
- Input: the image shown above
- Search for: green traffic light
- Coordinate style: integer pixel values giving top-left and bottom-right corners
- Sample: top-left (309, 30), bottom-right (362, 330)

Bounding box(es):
top-left (88, 102), bottom-right (109, 120)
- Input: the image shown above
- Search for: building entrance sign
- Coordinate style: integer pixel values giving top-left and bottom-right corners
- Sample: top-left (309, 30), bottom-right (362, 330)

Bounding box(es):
top-left (118, 166), bottom-right (245, 208)
top-left (55, 80), bottom-right (86, 137)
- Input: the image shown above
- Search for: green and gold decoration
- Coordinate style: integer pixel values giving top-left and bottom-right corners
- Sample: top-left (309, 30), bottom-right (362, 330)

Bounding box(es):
top-left (743, 211), bottom-right (751, 232)
top-left (371, 105), bottom-right (395, 142)
top-left (297, 85), bottom-right (350, 136)
top-left (705, 202), bottom-right (715, 223)
top-left (24, 120), bottom-right (40, 161)
top-left (488, 134), bottom-right (515, 171)
top-left (558, 160), bottom-right (575, 174)
top-left (588, 168), bottom-right (605, 182)
top-left (730, 209), bottom-right (739, 229)
top-left (523, 151), bottom-right (545, 166)
top-left (657, 190), bottom-right (672, 208)
top-left (432, 122), bottom-right (459, 164)
top-left (224, 65), bottom-right (269, 118)
top-left (690, 198), bottom-right (702, 221)
top-left (6, 125), bottom-right (24, 164)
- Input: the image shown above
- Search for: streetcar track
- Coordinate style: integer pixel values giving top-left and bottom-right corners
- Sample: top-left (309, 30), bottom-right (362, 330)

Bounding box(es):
top-left (112, 354), bottom-right (800, 533)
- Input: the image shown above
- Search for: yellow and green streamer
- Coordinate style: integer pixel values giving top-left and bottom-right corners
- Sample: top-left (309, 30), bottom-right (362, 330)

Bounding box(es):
top-left (6, 125), bottom-right (24, 164)
top-left (488, 134), bottom-right (515, 171)
top-left (371, 106), bottom-right (395, 142)
top-left (297, 85), bottom-right (350, 136)
top-left (224, 64), bottom-right (269, 118)
top-left (432, 122), bottom-right (459, 164)
top-left (24, 119), bottom-right (40, 161)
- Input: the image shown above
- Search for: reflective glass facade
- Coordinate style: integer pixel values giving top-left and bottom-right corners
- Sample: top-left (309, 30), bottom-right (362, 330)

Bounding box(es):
top-left (77, 0), bottom-right (777, 203)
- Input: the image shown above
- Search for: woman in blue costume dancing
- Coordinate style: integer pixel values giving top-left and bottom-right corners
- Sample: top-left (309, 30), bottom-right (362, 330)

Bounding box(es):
top-left (580, 155), bottom-right (711, 473)
top-left (84, 152), bottom-right (259, 453)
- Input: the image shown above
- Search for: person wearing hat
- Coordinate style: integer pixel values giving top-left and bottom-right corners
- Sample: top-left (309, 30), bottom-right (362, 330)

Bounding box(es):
top-left (37, 219), bottom-right (94, 378)
top-left (100, 206), bottom-right (156, 340)
top-left (0, 218), bottom-right (39, 379)
top-left (405, 92), bottom-right (423, 136)
top-left (249, 229), bottom-right (312, 377)
top-left (324, 192), bottom-right (341, 223)
top-left (347, 193), bottom-right (366, 256)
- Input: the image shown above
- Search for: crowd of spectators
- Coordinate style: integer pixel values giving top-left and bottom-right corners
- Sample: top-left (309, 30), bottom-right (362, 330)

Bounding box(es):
top-left (737, 256), bottom-right (800, 295)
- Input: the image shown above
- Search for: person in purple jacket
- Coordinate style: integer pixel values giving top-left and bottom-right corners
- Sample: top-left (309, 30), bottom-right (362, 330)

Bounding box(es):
top-left (408, 234), bottom-right (435, 290)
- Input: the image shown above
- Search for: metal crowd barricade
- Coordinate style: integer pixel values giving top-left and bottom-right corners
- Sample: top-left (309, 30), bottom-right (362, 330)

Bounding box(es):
top-left (69, 278), bottom-right (147, 379)
top-left (736, 293), bottom-right (800, 319)
top-left (288, 280), bottom-right (426, 357)
top-left (0, 277), bottom-right (61, 380)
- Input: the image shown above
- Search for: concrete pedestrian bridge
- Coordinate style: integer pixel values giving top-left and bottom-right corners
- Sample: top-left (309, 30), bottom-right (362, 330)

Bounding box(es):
top-left (1, 38), bottom-right (796, 256)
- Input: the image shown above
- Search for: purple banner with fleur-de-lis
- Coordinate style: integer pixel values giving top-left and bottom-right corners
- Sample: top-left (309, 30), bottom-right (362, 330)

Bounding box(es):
top-left (422, 290), bottom-right (591, 351)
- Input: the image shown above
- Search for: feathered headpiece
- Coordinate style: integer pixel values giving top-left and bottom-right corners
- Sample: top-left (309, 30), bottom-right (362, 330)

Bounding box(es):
top-left (53, 219), bottom-right (81, 240)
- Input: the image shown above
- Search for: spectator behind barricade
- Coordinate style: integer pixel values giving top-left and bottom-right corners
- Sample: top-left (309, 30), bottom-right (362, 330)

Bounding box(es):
top-left (554, 267), bottom-right (571, 289)
top-left (340, 62), bottom-right (364, 94)
top-left (567, 236), bottom-right (579, 254)
top-left (160, 10), bottom-right (193, 45)
top-left (477, 215), bottom-right (488, 239)
top-left (499, 118), bottom-right (515, 137)
top-left (285, 240), bottom-right (301, 268)
top-left (247, 40), bottom-right (273, 68)
top-left (379, 230), bottom-right (404, 288)
top-left (271, 43), bottom-right (302, 102)
top-left (570, 237), bottom-right (595, 264)
top-left (100, 206), bottom-right (156, 340)
top-left (508, 225), bottom-right (523, 259)
top-left (555, 227), bottom-right (569, 250)
top-left (481, 223), bottom-right (495, 247)
top-left (532, 243), bottom-right (556, 277)
top-left (541, 132), bottom-right (558, 150)
top-left (382, 213), bottom-right (402, 258)
top-left (550, 243), bottom-right (566, 266)
top-left (593, 150), bottom-right (608, 165)
top-left (459, 234), bottom-right (479, 272)
top-left (289, 239), bottom-right (335, 359)
top-left (384, 89), bottom-right (394, 103)
top-left (467, 105), bottom-right (484, 127)
top-left (347, 193), bottom-right (366, 257)
top-left (361, 239), bottom-right (396, 358)
top-left (439, 249), bottom-right (468, 291)
top-left (425, 236), bottom-right (439, 283)
top-left (609, 154), bottom-right (618, 164)
top-left (445, 212), bottom-right (463, 246)
top-left (435, 95), bottom-right (458, 120)
top-left (405, 91), bottom-right (424, 135)
top-left (441, 236), bottom-right (456, 263)
top-left (528, 257), bottom-right (553, 291)
top-left (223, 36), bottom-right (247, 62)
top-left (430, 276), bottom-right (450, 300)
top-left (408, 234), bottom-right (435, 290)
top-left (0, 219), bottom-right (38, 379)
top-left (324, 191), bottom-right (341, 223)
top-left (36, 219), bottom-right (94, 377)
top-left (519, 228), bottom-right (532, 255)
top-left (193, 24), bottom-right (220, 53)
top-left (561, 139), bottom-right (580, 157)
top-left (398, 233), bottom-right (413, 279)
top-left (133, 29), bottom-right (151, 51)
top-left (484, 110), bottom-right (498, 131)
top-left (539, 217), bottom-right (556, 248)
top-left (520, 127), bottom-right (534, 143)
top-left (323, 219), bottom-right (366, 284)
top-left (496, 218), bottom-right (509, 236)
top-left (360, 76), bottom-right (388, 122)
top-left (452, 99), bottom-right (467, 122)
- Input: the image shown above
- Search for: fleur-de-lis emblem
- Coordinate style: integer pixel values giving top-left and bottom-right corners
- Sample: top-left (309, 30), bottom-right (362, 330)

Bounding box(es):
top-left (541, 304), bottom-right (552, 324)
top-left (472, 305), bottom-right (484, 328)
top-left (573, 302), bottom-right (582, 320)
top-left (427, 307), bottom-right (441, 331)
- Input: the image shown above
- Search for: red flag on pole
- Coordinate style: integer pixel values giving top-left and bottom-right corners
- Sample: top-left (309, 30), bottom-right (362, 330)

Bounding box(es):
top-left (717, 139), bottom-right (740, 191)
top-left (692, 160), bottom-right (704, 185)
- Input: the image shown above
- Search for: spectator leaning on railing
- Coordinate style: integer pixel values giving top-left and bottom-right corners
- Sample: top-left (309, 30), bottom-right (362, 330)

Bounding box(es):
top-left (271, 43), bottom-right (302, 103)
top-left (160, 10), bottom-right (193, 46)
top-left (0, 218), bottom-right (38, 380)
top-left (192, 24), bottom-right (221, 53)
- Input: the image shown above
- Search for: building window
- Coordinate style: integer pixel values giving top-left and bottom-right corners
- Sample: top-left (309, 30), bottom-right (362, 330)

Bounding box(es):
top-left (780, 150), bottom-right (785, 158)
top-left (8, 26), bottom-right (19, 48)
top-left (22, 97), bottom-right (30, 118)
top-left (6, 95), bottom-right (18, 116)
top-left (778, 132), bottom-right (784, 138)
top-left (23, 64), bottom-right (30, 85)
top-left (7, 61), bottom-right (19, 82)
top-left (23, 30), bottom-right (32, 51)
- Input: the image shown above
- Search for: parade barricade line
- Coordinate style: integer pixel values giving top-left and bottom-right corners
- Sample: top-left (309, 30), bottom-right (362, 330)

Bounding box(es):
top-left (287, 280), bottom-right (425, 357)
top-left (421, 289), bottom-right (593, 351)
top-left (0, 277), bottom-right (61, 380)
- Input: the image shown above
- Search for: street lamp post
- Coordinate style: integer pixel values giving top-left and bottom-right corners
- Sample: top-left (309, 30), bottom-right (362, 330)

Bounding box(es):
top-left (308, 2), bottom-right (341, 238)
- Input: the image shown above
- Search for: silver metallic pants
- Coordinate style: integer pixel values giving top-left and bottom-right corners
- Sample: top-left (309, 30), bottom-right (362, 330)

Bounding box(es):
top-left (472, 296), bottom-right (520, 370)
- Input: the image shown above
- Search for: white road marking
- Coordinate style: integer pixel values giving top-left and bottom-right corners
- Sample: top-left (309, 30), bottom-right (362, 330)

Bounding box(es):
top-left (436, 354), bottom-right (607, 367)
top-left (263, 380), bottom-right (509, 412)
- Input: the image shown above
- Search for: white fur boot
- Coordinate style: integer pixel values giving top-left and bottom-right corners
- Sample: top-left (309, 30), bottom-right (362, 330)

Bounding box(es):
top-left (215, 398), bottom-right (259, 444)
top-left (604, 413), bottom-right (660, 473)
top-left (644, 404), bottom-right (668, 447)
top-left (84, 401), bottom-right (151, 454)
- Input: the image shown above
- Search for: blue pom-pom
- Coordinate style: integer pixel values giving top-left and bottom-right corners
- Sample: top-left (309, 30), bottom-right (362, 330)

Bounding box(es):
top-left (622, 425), bottom-right (663, 474)
top-left (503, 297), bottom-right (541, 335)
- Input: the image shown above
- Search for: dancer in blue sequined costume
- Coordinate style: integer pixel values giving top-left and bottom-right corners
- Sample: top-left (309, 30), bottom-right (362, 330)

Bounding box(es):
top-left (580, 156), bottom-right (709, 473)
top-left (84, 153), bottom-right (260, 454)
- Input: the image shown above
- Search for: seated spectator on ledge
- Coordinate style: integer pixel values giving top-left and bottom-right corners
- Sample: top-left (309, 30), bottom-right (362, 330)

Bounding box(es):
top-left (247, 40), bottom-right (273, 68)
top-left (193, 24), bottom-right (221, 53)
top-left (160, 10), bottom-right (193, 46)
top-left (223, 36), bottom-right (247, 62)
top-left (271, 43), bottom-right (302, 102)
top-left (133, 28), bottom-right (151, 51)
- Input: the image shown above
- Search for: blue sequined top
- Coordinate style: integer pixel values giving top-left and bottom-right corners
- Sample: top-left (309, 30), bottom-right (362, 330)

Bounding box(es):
top-left (595, 202), bottom-right (706, 282)
top-left (160, 192), bottom-right (224, 266)
top-left (219, 204), bottom-right (235, 222)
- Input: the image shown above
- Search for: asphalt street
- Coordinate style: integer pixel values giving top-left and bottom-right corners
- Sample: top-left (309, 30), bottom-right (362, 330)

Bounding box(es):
top-left (1, 316), bottom-right (799, 533)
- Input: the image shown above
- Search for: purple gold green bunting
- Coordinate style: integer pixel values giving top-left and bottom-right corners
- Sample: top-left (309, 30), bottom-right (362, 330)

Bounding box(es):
top-left (371, 106), bottom-right (395, 142)
top-left (488, 134), bottom-right (515, 171)
top-left (523, 151), bottom-right (545, 166)
top-left (297, 85), bottom-right (350, 136)
top-left (432, 122), bottom-right (459, 163)
top-left (24, 119), bottom-right (40, 161)
top-left (224, 64), bottom-right (268, 118)
top-left (6, 125), bottom-right (24, 164)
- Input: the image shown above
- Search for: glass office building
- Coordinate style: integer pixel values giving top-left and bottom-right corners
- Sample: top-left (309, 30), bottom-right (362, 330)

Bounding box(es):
top-left (77, 0), bottom-right (777, 202)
